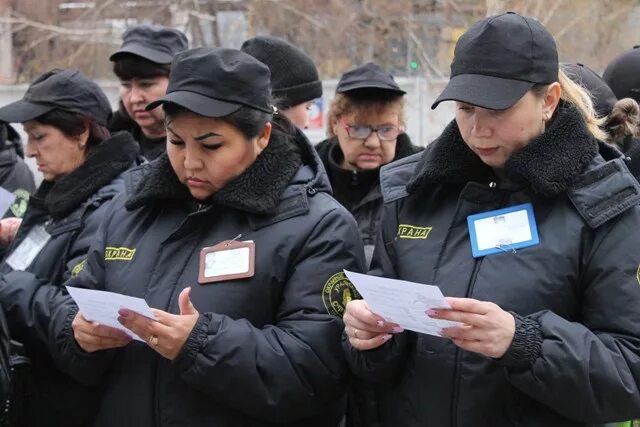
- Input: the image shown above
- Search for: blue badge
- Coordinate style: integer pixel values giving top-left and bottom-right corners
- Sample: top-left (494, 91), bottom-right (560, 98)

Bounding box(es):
top-left (467, 203), bottom-right (539, 258)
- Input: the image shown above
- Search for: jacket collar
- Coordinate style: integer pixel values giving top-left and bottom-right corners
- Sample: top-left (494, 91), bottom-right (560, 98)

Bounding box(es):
top-left (408, 103), bottom-right (599, 196)
top-left (125, 126), bottom-right (308, 215)
top-left (40, 131), bottom-right (139, 220)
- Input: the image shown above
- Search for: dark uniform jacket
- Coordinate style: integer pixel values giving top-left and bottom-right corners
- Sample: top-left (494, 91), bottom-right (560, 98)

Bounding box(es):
top-left (344, 104), bottom-right (640, 426)
top-left (0, 132), bottom-right (140, 426)
top-left (50, 128), bottom-right (365, 426)
top-left (315, 133), bottom-right (421, 264)
top-left (0, 124), bottom-right (36, 218)
top-left (108, 102), bottom-right (166, 161)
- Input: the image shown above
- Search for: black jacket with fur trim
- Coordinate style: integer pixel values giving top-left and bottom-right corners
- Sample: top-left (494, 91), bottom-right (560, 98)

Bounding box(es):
top-left (315, 133), bottom-right (421, 265)
top-left (344, 104), bottom-right (640, 426)
top-left (108, 102), bottom-right (166, 161)
top-left (0, 124), bottom-right (36, 218)
top-left (48, 127), bottom-right (365, 427)
top-left (0, 131), bottom-right (140, 427)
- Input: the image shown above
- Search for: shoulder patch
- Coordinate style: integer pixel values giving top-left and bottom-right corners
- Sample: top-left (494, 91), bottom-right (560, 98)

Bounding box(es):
top-left (397, 224), bottom-right (432, 239)
top-left (105, 246), bottom-right (136, 261)
top-left (322, 272), bottom-right (361, 317)
top-left (10, 189), bottom-right (30, 218)
top-left (71, 260), bottom-right (86, 277)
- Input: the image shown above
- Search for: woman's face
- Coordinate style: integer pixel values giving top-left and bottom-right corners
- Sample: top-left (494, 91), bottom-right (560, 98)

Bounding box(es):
top-left (283, 101), bottom-right (314, 129)
top-left (331, 107), bottom-right (400, 171)
top-left (23, 121), bottom-right (87, 181)
top-left (166, 111), bottom-right (271, 200)
top-left (455, 84), bottom-right (561, 168)
top-left (119, 76), bottom-right (169, 138)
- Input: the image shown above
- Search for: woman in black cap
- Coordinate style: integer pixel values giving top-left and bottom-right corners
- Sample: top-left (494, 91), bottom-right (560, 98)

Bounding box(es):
top-left (564, 62), bottom-right (640, 180)
top-left (343, 13), bottom-right (640, 426)
top-left (315, 63), bottom-right (421, 265)
top-left (0, 69), bottom-right (139, 426)
top-left (45, 47), bottom-right (364, 427)
top-left (109, 25), bottom-right (188, 160)
top-left (241, 36), bottom-right (322, 129)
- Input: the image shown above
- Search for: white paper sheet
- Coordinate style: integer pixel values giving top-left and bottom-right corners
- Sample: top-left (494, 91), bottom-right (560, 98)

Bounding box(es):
top-left (0, 187), bottom-right (15, 217)
top-left (344, 270), bottom-right (459, 337)
top-left (66, 286), bottom-right (157, 342)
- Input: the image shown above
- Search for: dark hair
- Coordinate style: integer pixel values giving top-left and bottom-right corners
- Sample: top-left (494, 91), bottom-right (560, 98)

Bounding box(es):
top-left (113, 54), bottom-right (171, 81)
top-left (35, 109), bottom-right (110, 149)
top-left (604, 98), bottom-right (640, 146)
top-left (163, 102), bottom-right (296, 141)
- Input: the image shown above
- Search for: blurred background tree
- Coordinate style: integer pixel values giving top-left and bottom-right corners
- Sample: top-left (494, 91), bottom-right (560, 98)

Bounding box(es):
top-left (0, 0), bottom-right (636, 83)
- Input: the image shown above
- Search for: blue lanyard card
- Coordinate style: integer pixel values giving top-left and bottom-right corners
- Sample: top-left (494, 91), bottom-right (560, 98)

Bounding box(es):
top-left (467, 202), bottom-right (539, 258)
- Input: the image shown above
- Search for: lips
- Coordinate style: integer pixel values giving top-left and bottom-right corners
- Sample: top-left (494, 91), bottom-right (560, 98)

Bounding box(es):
top-left (474, 147), bottom-right (499, 157)
top-left (186, 177), bottom-right (208, 188)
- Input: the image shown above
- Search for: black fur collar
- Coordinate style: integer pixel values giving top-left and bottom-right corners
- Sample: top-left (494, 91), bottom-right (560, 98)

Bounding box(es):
top-left (408, 103), bottom-right (599, 196)
top-left (125, 129), bottom-right (303, 215)
top-left (42, 131), bottom-right (139, 219)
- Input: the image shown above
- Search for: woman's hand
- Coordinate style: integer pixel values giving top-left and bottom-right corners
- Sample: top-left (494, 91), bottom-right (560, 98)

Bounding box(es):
top-left (343, 300), bottom-right (403, 351)
top-left (72, 312), bottom-right (132, 352)
top-left (429, 297), bottom-right (515, 358)
top-left (0, 217), bottom-right (22, 246)
top-left (118, 287), bottom-right (199, 360)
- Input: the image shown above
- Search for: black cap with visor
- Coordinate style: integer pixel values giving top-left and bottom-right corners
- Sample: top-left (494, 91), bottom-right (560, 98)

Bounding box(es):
top-left (432, 12), bottom-right (559, 111)
top-left (146, 47), bottom-right (273, 117)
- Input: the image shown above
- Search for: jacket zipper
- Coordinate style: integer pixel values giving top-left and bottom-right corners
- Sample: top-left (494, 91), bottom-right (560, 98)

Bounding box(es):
top-left (451, 181), bottom-right (505, 427)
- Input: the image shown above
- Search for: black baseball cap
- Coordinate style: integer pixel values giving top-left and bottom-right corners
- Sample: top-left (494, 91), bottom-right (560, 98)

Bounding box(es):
top-left (0, 69), bottom-right (112, 125)
top-left (432, 12), bottom-right (559, 110)
top-left (146, 47), bottom-right (273, 117)
top-left (603, 46), bottom-right (640, 104)
top-left (336, 62), bottom-right (406, 95)
top-left (110, 25), bottom-right (188, 64)
top-left (563, 63), bottom-right (617, 117)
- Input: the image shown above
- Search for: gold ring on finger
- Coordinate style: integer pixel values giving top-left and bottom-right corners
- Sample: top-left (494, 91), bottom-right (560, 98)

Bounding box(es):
top-left (149, 334), bottom-right (159, 347)
top-left (354, 328), bottom-right (359, 339)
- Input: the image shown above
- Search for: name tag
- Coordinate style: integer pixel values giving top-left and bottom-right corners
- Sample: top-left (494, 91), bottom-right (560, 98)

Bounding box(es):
top-left (6, 225), bottom-right (51, 271)
top-left (198, 240), bottom-right (256, 284)
top-left (467, 203), bottom-right (539, 258)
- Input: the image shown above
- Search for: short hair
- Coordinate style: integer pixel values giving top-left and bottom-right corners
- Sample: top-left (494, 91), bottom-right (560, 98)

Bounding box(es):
top-left (327, 88), bottom-right (405, 137)
top-left (34, 109), bottom-right (110, 150)
top-left (113, 53), bottom-right (171, 81)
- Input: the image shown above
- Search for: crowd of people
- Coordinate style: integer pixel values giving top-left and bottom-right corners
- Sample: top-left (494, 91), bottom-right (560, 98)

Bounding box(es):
top-left (0, 10), bottom-right (636, 427)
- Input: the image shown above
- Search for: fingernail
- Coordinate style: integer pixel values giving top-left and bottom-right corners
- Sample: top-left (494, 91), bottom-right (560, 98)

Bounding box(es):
top-left (376, 320), bottom-right (385, 327)
top-left (381, 334), bottom-right (392, 343)
top-left (118, 308), bottom-right (130, 318)
top-left (117, 316), bottom-right (125, 325)
top-left (426, 309), bottom-right (438, 317)
top-left (392, 326), bottom-right (404, 334)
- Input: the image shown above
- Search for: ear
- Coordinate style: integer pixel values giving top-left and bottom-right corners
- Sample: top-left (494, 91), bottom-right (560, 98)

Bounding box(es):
top-left (330, 116), bottom-right (340, 137)
top-left (542, 82), bottom-right (561, 118)
top-left (255, 122), bottom-right (272, 153)
top-left (72, 124), bottom-right (91, 151)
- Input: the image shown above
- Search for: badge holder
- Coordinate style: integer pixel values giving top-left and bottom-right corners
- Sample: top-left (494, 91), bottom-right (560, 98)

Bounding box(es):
top-left (198, 240), bottom-right (256, 284)
top-left (467, 203), bottom-right (540, 258)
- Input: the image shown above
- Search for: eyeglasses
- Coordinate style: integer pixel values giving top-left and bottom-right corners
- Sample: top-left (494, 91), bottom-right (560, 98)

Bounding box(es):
top-left (340, 120), bottom-right (400, 141)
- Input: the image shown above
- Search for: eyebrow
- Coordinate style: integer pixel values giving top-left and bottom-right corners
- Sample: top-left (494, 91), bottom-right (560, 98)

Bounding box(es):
top-left (194, 132), bottom-right (222, 141)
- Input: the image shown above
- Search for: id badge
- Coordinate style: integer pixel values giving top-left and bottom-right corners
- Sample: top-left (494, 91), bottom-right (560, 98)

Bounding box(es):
top-left (467, 203), bottom-right (539, 258)
top-left (198, 240), bottom-right (256, 284)
top-left (6, 225), bottom-right (51, 271)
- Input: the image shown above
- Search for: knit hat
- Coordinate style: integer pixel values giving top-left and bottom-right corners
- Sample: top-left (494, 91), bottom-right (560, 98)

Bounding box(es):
top-left (241, 36), bottom-right (322, 109)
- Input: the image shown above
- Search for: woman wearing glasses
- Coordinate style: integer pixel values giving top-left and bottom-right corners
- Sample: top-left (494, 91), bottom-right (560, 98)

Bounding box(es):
top-left (315, 63), bottom-right (421, 266)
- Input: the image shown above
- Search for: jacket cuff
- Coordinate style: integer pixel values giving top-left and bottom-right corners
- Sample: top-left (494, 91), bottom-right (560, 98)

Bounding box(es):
top-left (174, 313), bottom-right (211, 372)
top-left (495, 312), bottom-right (542, 372)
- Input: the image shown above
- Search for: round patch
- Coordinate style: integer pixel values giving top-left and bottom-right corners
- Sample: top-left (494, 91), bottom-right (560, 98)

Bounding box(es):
top-left (322, 272), bottom-right (361, 317)
top-left (10, 189), bottom-right (30, 218)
